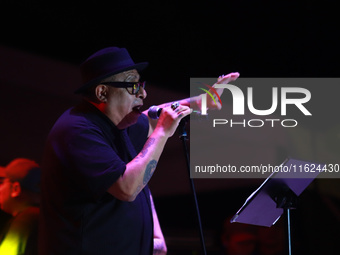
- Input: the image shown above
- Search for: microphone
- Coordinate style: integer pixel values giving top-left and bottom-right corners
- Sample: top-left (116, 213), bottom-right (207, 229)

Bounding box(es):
top-left (148, 106), bottom-right (163, 119)
top-left (147, 105), bottom-right (207, 120)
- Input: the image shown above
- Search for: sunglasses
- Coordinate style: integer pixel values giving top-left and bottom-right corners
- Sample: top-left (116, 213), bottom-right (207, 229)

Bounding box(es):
top-left (101, 81), bottom-right (146, 95)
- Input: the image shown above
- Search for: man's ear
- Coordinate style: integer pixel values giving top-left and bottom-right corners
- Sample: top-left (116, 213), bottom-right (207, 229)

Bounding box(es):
top-left (10, 182), bottom-right (21, 198)
top-left (95, 85), bottom-right (109, 102)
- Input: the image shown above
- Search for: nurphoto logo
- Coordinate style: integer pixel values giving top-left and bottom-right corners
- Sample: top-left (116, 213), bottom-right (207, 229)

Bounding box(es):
top-left (199, 83), bottom-right (222, 114)
top-left (199, 83), bottom-right (312, 128)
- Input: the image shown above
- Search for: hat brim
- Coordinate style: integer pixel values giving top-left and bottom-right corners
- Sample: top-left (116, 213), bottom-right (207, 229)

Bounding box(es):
top-left (74, 62), bottom-right (149, 94)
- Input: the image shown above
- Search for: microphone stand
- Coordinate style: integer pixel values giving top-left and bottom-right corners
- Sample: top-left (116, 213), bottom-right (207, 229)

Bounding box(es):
top-left (178, 118), bottom-right (207, 255)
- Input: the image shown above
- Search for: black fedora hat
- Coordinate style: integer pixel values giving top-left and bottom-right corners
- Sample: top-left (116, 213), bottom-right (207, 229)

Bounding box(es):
top-left (75, 47), bottom-right (148, 94)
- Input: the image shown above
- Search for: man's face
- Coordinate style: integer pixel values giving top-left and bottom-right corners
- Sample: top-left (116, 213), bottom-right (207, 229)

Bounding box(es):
top-left (226, 233), bottom-right (257, 255)
top-left (103, 69), bottom-right (147, 128)
top-left (0, 178), bottom-right (14, 214)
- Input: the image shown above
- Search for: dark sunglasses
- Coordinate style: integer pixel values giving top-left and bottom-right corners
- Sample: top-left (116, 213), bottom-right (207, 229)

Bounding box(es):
top-left (101, 81), bottom-right (146, 95)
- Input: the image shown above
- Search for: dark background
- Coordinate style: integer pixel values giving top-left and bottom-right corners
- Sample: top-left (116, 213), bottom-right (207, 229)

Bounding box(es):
top-left (1, 1), bottom-right (339, 254)
top-left (2, 1), bottom-right (339, 88)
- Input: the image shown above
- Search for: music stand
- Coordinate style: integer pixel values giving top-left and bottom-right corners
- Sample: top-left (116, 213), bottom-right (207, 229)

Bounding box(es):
top-left (231, 158), bottom-right (325, 255)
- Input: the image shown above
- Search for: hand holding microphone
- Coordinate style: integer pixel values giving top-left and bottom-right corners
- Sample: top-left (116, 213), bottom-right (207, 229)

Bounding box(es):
top-left (148, 104), bottom-right (206, 121)
top-left (149, 102), bottom-right (192, 138)
top-left (148, 102), bottom-right (182, 119)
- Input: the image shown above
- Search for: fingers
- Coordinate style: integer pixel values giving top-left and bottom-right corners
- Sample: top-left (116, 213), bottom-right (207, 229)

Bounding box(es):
top-left (173, 105), bottom-right (192, 119)
top-left (157, 104), bottom-right (192, 137)
top-left (171, 101), bottom-right (180, 111)
top-left (166, 102), bottom-right (190, 119)
top-left (217, 72), bottom-right (240, 84)
top-left (205, 72), bottom-right (240, 110)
